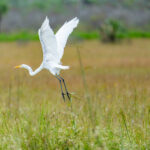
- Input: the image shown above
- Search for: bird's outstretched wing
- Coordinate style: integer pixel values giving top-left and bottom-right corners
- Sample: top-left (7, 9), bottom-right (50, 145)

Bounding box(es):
top-left (55, 17), bottom-right (79, 60)
top-left (38, 17), bottom-right (59, 62)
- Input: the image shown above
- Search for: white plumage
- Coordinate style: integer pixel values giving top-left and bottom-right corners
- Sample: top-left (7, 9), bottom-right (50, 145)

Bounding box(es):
top-left (15, 16), bottom-right (79, 101)
top-left (15, 16), bottom-right (79, 75)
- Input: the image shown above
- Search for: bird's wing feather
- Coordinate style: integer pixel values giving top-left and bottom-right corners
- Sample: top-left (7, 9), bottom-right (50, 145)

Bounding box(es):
top-left (55, 17), bottom-right (79, 60)
top-left (38, 17), bottom-right (59, 62)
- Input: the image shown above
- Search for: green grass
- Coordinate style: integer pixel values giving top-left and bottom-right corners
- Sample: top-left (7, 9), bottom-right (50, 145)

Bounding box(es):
top-left (118, 30), bottom-right (150, 38)
top-left (0, 32), bottom-right (38, 42)
top-left (1, 30), bottom-right (150, 42)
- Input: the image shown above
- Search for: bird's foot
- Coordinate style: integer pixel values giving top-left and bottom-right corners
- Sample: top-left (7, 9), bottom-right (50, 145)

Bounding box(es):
top-left (66, 92), bottom-right (71, 101)
top-left (62, 93), bottom-right (66, 102)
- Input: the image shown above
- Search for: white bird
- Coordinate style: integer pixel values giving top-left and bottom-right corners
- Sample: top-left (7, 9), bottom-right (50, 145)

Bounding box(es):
top-left (15, 16), bottom-right (79, 101)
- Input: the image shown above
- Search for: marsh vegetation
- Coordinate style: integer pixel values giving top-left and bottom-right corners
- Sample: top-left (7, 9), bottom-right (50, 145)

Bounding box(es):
top-left (0, 39), bottom-right (149, 149)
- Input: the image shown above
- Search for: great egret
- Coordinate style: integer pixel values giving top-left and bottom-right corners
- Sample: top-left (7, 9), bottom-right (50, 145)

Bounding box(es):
top-left (15, 16), bottom-right (79, 101)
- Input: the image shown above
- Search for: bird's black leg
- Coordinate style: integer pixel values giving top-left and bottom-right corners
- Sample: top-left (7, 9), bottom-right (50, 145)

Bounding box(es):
top-left (58, 75), bottom-right (71, 101)
top-left (55, 76), bottom-right (65, 102)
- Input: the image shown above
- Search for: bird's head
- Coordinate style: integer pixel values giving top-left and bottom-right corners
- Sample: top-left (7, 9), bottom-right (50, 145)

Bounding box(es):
top-left (14, 64), bottom-right (29, 69)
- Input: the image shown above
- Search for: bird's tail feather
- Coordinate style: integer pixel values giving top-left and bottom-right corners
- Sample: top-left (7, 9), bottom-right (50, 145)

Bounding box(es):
top-left (55, 64), bottom-right (70, 70)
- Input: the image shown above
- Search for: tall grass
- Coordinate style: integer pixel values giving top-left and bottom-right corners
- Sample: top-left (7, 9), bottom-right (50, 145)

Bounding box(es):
top-left (0, 39), bottom-right (149, 149)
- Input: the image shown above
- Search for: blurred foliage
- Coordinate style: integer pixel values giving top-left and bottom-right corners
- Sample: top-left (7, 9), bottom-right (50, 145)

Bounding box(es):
top-left (99, 19), bottom-right (127, 43)
top-left (0, 1), bottom-right (8, 31)
top-left (0, 30), bottom-right (150, 42)
top-left (74, 31), bottom-right (100, 40)
top-left (32, 0), bottom-right (63, 11)
top-left (82, 0), bottom-right (93, 5)
top-left (124, 30), bottom-right (150, 38)
top-left (0, 2), bottom-right (8, 14)
top-left (1, 0), bottom-right (150, 9)
top-left (0, 31), bottom-right (38, 42)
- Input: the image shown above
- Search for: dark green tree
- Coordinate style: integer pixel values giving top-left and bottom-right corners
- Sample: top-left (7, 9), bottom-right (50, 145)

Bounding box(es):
top-left (0, 2), bottom-right (8, 32)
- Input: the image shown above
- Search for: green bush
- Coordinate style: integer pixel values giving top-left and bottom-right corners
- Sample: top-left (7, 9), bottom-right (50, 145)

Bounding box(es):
top-left (99, 19), bottom-right (127, 43)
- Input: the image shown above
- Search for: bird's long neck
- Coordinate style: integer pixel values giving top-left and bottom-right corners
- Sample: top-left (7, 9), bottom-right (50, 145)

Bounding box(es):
top-left (24, 64), bottom-right (43, 76)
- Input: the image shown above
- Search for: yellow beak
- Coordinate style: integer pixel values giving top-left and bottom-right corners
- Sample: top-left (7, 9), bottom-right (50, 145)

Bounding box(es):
top-left (14, 65), bottom-right (21, 69)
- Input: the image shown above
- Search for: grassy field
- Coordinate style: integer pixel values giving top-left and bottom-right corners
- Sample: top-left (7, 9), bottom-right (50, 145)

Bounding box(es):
top-left (0, 30), bottom-right (150, 41)
top-left (0, 39), bottom-right (150, 149)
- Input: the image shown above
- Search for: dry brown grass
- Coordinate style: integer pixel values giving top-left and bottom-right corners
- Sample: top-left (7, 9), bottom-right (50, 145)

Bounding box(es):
top-left (0, 39), bottom-right (150, 149)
